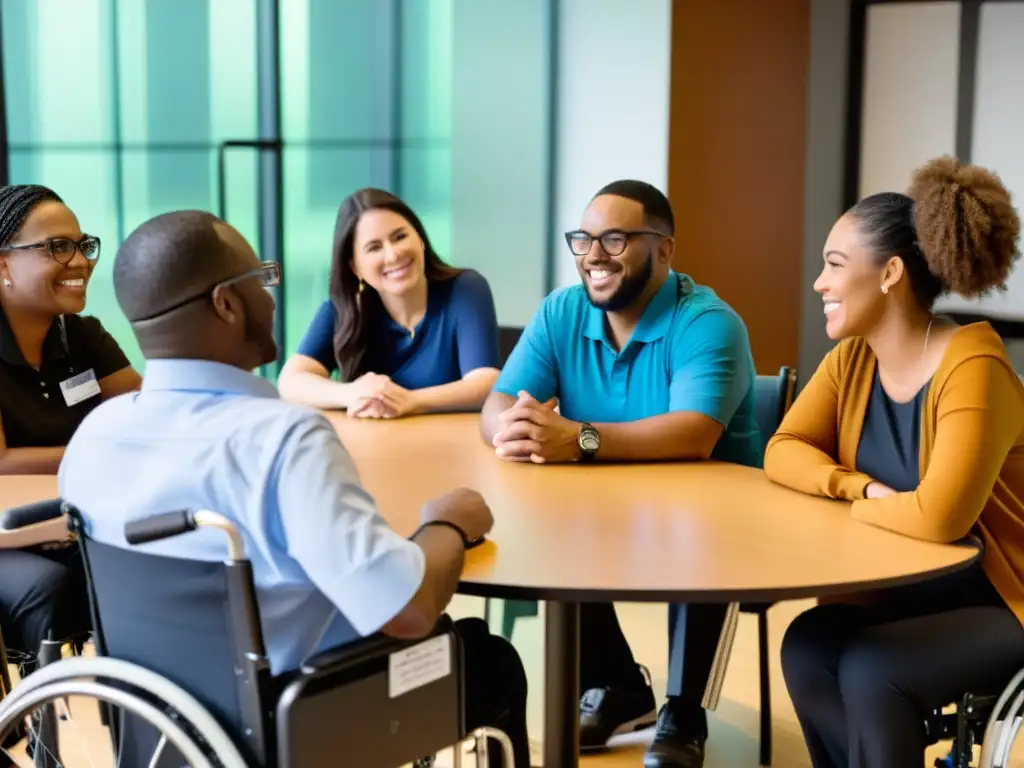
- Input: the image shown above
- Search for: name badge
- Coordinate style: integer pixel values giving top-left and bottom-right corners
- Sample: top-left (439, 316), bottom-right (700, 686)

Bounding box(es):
top-left (60, 369), bottom-right (101, 407)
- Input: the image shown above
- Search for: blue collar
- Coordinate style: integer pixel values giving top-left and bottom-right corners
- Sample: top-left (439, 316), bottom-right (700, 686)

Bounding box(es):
top-left (583, 272), bottom-right (692, 346)
top-left (140, 359), bottom-right (279, 399)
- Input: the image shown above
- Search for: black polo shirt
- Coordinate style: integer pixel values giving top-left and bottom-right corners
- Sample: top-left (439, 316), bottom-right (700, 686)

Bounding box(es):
top-left (0, 311), bottom-right (130, 448)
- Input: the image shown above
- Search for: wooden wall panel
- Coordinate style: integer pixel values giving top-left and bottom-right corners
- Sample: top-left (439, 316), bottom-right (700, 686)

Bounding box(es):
top-left (668, 0), bottom-right (810, 373)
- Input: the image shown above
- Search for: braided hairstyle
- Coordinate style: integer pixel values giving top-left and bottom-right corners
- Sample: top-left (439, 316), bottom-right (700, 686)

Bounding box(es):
top-left (0, 185), bottom-right (63, 248)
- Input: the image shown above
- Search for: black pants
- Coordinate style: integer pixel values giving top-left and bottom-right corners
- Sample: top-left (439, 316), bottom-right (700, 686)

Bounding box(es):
top-left (580, 602), bottom-right (729, 716)
top-left (459, 617), bottom-right (531, 768)
top-left (782, 564), bottom-right (1024, 768)
top-left (0, 545), bottom-right (90, 657)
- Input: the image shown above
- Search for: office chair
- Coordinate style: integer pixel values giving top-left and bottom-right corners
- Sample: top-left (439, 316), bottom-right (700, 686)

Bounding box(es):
top-left (484, 326), bottom-right (542, 639)
top-left (739, 365), bottom-right (797, 767)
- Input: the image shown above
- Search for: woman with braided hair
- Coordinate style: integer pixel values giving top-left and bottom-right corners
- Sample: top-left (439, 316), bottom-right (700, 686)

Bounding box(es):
top-left (765, 156), bottom-right (1024, 767)
top-left (0, 184), bottom-right (139, 660)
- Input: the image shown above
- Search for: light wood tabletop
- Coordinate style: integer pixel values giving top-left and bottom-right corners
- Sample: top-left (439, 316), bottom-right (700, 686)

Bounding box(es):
top-left (1, 475), bottom-right (58, 509)
top-left (0, 475), bottom-right (67, 548)
top-left (1, 414), bottom-right (978, 601)
top-left (0, 413), bottom-right (983, 768)
top-left (327, 412), bottom-right (979, 603)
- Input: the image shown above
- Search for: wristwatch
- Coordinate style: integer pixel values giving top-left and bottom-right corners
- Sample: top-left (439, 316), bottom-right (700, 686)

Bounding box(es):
top-left (578, 423), bottom-right (600, 462)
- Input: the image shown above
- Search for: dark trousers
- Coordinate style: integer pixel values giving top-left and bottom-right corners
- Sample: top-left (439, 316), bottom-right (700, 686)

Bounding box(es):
top-left (580, 602), bottom-right (729, 720)
top-left (782, 564), bottom-right (1024, 768)
top-left (0, 545), bottom-right (90, 658)
top-left (459, 617), bottom-right (531, 768)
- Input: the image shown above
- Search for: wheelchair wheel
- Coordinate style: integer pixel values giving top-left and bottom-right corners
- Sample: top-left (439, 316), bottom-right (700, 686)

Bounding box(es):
top-left (0, 656), bottom-right (250, 768)
top-left (979, 668), bottom-right (1024, 768)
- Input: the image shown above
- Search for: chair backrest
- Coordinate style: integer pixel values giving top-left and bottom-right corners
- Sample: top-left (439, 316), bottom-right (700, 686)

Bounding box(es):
top-left (753, 366), bottom-right (797, 457)
top-left (72, 520), bottom-right (263, 764)
top-left (499, 326), bottom-right (523, 366)
top-left (276, 624), bottom-right (464, 768)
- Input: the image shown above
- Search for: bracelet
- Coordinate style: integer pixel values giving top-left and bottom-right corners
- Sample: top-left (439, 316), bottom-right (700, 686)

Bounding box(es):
top-left (411, 520), bottom-right (478, 549)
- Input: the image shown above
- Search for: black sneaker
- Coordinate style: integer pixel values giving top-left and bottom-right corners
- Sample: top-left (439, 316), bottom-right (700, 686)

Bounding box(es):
top-left (643, 699), bottom-right (707, 768)
top-left (579, 668), bottom-right (657, 752)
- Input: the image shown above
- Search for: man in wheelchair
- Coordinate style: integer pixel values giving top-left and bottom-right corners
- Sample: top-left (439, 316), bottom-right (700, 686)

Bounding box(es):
top-left (55, 210), bottom-right (531, 767)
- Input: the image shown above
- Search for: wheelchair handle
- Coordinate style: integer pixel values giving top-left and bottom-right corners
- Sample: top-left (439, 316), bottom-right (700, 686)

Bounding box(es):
top-left (124, 510), bottom-right (196, 545)
top-left (0, 499), bottom-right (66, 530)
top-left (124, 510), bottom-right (246, 560)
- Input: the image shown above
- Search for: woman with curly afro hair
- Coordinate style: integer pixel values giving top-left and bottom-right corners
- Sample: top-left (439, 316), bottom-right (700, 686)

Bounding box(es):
top-left (764, 156), bottom-right (1024, 766)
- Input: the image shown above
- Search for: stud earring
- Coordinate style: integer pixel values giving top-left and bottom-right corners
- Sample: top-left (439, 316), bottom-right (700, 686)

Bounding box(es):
top-left (881, 284), bottom-right (889, 295)
top-left (2, 278), bottom-right (10, 288)
top-left (358, 279), bottom-right (364, 294)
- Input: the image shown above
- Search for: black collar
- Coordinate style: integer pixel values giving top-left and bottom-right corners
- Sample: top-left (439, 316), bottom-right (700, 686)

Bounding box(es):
top-left (0, 308), bottom-right (69, 368)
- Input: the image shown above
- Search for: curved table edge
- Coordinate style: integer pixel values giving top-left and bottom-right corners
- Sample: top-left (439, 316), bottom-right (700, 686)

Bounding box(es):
top-left (456, 539), bottom-right (983, 604)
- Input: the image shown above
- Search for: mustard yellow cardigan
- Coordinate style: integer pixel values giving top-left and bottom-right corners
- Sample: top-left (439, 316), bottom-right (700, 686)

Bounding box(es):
top-left (765, 323), bottom-right (1024, 625)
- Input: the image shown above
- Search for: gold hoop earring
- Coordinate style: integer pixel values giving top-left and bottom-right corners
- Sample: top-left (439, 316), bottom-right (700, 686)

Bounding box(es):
top-left (358, 279), bottom-right (364, 294)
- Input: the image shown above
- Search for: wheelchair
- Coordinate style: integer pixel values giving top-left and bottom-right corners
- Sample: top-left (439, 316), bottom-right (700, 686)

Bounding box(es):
top-left (0, 501), bottom-right (516, 768)
top-left (922, 682), bottom-right (1024, 768)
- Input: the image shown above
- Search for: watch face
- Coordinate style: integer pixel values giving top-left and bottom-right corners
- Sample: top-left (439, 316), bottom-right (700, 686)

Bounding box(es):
top-left (580, 431), bottom-right (599, 453)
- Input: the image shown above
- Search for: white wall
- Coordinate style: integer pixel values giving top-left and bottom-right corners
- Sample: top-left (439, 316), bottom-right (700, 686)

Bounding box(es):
top-left (858, 2), bottom-right (960, 198)
top-left (938, 2), bottom-right (1024, 320)
top-left (552, 0), bottom-right (672, 289)
top-left (855, 1), bottom-right (1024, 322)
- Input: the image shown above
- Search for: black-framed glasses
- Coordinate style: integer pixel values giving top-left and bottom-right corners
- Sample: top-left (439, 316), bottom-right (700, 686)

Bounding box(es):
top-left (564, 229), bottom-right (665, 257)
top-left (3, 236), bottom-right (101, 266)
top-left (134, 261), bottom-right (281, 322)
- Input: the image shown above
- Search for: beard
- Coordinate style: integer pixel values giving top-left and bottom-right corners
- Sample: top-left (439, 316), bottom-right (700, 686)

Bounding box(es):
top-left (585, 250), bottom-right (654, 312)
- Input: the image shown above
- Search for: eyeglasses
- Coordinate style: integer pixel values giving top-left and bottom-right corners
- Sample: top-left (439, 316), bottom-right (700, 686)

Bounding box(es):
top-left (564, 229), bottom-right (666, 257)
top-left (218, 261), bottom-right (280, 291)
top-left (3, 236), bottom-right (101, 266)
top-left (134, 261), bottom-right (281, 322)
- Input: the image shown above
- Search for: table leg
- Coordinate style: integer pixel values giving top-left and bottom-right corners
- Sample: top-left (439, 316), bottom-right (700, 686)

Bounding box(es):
top-left (543, 600), bottom-right (580, 768)
top-left (701, 601), bottom-right (740, 711)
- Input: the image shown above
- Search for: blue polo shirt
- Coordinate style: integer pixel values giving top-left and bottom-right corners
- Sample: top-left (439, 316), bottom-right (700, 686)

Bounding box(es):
top-left (59, 360), bottom-right (425, 674)
top-left (296, 269), bottom-right (500, 388)
top-left (494, 271), bottom-right (762, 466)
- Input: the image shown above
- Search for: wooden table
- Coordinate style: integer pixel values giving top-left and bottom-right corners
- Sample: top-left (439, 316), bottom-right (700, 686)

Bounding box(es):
top-left (327, 413), bottom-right (980, 768)
top-left (1, 415), bottom-right (981, 768)
top-left (0, 476), bottom-right (66, 549)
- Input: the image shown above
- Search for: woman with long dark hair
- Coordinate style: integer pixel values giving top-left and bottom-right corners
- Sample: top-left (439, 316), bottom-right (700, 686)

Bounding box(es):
top-left (0, 183), bottom-right (140, 662)
top-left (279, 188), bottom-right (500, 417)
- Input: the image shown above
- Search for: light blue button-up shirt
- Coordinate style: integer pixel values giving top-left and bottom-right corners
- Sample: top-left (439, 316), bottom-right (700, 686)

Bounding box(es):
top-left (58, 359), bottom-right (425, 674)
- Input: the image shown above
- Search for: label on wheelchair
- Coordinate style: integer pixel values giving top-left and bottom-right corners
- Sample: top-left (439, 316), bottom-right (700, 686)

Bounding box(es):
top-left (388, 634), bottom-right (452, 698)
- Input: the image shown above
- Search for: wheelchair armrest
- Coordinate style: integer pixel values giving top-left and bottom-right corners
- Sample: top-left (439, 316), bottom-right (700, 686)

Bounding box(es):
top-left (299, 614), bottom-right (456, 675)
top-left (0, 499), bottom-right (65, 530)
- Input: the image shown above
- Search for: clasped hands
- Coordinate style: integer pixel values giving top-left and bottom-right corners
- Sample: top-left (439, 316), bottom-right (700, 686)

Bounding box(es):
top-left (346, 373), bottom-right (420, 419)
top-left (492, 390), bottom-right (581, 463)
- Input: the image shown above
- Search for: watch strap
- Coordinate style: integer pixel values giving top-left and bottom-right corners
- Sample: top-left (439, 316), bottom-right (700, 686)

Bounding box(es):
top-left (411, 520), bottom-right (484, 549)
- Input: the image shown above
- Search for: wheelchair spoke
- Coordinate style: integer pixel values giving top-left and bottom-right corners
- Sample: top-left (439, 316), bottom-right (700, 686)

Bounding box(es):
top-left (145, 736), bottom-right (166, 768)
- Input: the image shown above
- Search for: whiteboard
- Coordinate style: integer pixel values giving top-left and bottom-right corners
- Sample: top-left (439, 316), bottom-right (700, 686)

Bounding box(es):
top-left (936, 2), bottom-right (1024, 321)
top-left (858, 2), bottom-right (960, 199)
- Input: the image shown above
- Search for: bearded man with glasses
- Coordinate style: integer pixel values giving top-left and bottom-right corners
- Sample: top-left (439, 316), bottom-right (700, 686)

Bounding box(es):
top-left (480, 179), bottom-right (761, 768)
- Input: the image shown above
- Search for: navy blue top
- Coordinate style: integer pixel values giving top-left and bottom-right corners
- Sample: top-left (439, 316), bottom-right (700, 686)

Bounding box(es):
top-left (296, 269), bottom-right (501, 389)
top-left (855, 370), bottom-right (929, 493)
